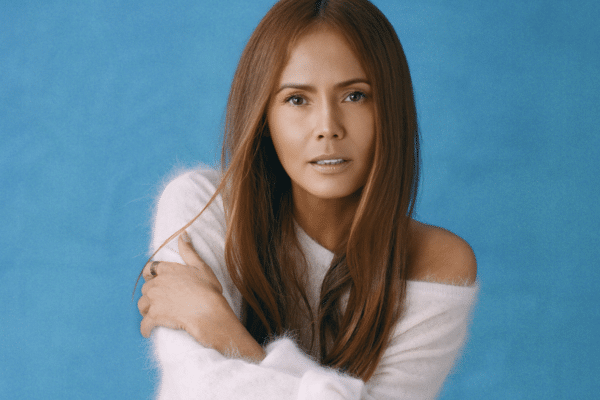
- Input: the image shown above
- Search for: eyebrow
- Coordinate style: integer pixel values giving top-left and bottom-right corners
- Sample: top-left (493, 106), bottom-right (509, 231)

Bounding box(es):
top-left (275, 78), bottom-right (371, 94)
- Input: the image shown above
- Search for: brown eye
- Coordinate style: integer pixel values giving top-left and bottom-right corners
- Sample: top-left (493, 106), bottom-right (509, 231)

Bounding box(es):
top-left (286, 95), bottom-right (306, 106)
top-left (345, 91), bottom-right (366, 102)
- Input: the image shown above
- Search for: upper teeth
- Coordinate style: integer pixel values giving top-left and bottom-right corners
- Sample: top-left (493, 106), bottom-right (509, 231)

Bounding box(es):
top-left (315, 159), bottom-right (345, 165)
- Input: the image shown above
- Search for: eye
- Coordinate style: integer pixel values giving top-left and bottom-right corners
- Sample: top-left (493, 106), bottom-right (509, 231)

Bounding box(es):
top-left (285, 95), bottom-right (307, 106)
top-left (345, 91), bottom-right (367, 102)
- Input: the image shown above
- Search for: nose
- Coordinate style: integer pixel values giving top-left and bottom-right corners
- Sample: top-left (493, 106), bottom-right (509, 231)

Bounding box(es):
top-left (314, 100), bottom-right (344, 140)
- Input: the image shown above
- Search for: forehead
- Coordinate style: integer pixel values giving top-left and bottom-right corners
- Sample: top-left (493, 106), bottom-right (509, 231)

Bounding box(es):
top-left (278, 27), bottom-right (367, 84)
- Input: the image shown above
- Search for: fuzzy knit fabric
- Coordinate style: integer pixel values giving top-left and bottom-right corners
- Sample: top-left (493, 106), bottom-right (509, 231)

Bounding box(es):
top-left (148, 168), bottom-right (478, 400)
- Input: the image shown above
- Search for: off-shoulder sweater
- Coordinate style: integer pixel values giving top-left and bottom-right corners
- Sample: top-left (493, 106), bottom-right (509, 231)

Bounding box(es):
top-left (149, 168), bottom-right (478, 400)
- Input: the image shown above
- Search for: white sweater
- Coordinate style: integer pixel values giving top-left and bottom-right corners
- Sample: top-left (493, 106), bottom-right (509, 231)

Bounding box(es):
top-left (149, 168), bottom-right (478, 400)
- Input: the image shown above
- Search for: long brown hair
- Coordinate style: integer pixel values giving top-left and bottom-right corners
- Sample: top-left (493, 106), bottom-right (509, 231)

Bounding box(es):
top-left (142, 0), bottom-right (420, 382)
top-left (221, 0), bottom-right (419, 381)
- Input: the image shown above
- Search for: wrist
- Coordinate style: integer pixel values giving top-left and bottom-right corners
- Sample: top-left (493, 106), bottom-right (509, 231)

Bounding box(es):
top-left (218, 308), bottom-right (266, 362)
top-left (187, 292), bottom-right (265, 362)
top-left (186, 290), bottom-right (230, 345)
top-left (231, 330), bottom-right (266, 362)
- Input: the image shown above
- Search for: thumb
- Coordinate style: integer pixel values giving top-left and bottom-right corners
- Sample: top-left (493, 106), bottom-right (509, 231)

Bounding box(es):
top-left (178, 232), bottom-right (205, 267)
top-left (178, 232), bottom-right (223, 293)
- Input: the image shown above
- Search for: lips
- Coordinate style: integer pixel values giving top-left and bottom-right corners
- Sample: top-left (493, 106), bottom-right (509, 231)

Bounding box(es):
top-left (313, 159), bottom-right (346, 165)
top-left (309, 154), bottom-right (350, 163)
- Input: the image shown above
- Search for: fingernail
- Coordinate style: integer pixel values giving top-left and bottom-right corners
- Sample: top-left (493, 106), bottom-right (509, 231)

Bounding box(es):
top-left (181, 231), bottom-right (191, 243)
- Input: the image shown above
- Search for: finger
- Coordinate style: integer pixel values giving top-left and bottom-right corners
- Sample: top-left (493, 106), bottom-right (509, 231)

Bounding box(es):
top-left (178, 233), bottom-right (223, 293)
top-left (141, 279), bottom-right (157, 296)
top-left (140, 315), bottom-right (183, 338)
top-left (142, 261), bottom-right (161, 281)
top-left (140, 316), bottom-right (155, 338)
top-left (178, 232), bottom-right (205, 267)
top-left (137, 295), bottom-right (150, 317)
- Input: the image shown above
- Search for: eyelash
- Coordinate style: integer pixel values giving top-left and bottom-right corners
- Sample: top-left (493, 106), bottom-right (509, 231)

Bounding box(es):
top-left (345, 91), bottom-right (367, 102)
top-left (284, 91), bottom-right (367, 106)
top-left (285, 95), bottom-right (306, 106)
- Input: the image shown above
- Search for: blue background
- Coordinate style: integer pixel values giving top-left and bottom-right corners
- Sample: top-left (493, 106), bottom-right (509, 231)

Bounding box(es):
top-left (1, 0), bottom-right (598, 398)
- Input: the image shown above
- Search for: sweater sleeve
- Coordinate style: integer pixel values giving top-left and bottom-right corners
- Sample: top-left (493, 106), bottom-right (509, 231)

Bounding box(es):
top-left (148, 169), bottom-right (365, 400)
top-left (365, 281), bottom-right (479, 400)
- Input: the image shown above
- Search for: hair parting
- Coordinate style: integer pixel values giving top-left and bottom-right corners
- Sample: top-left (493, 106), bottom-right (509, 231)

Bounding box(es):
top-left (314, 0), bottom-right (330, 15)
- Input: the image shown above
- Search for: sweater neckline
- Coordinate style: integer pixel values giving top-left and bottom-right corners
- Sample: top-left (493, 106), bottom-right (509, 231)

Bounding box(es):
top-left (293, 219), bottom-right (335, 261)
top-left (293, 219), bottom-right (478, 296)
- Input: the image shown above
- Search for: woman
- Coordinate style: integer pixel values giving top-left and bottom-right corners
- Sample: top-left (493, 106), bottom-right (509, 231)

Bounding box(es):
top-left (137, 0), bottom-right (478, 398)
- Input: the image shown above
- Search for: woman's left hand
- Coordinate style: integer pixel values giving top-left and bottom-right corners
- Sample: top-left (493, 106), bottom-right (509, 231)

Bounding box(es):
top-left (137, 234), bottom-right (265, 362)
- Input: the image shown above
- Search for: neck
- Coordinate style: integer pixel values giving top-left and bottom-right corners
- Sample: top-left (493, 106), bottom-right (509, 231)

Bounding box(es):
top-left (292, 189), bottom-right (361, 252)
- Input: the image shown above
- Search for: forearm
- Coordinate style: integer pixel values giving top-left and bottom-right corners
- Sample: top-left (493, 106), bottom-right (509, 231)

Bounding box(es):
top-left (152, 328), bottom-right (364, 400)
top-left (153, 328), bottom-right (292, 400)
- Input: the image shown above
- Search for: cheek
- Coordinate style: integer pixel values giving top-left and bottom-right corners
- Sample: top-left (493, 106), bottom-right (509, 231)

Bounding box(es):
top-left (272, 136), bottom-right (304, 169)
top-left (350, 110), bottom-right (376, 152)
top-left (268, 112), bottom-right (305, 165)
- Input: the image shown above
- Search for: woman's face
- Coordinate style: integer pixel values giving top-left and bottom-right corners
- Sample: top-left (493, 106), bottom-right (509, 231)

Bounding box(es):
top-left (267, 28), bottom-right (375, 204)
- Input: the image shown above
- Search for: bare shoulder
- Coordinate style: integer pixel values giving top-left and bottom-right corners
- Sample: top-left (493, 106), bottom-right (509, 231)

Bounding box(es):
top-left (408, 220), bottom-right (477, 286)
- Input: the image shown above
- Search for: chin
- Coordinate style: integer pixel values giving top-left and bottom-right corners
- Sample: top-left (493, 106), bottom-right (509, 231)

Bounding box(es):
top-left (308, 184), bottom-right (364, 200)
